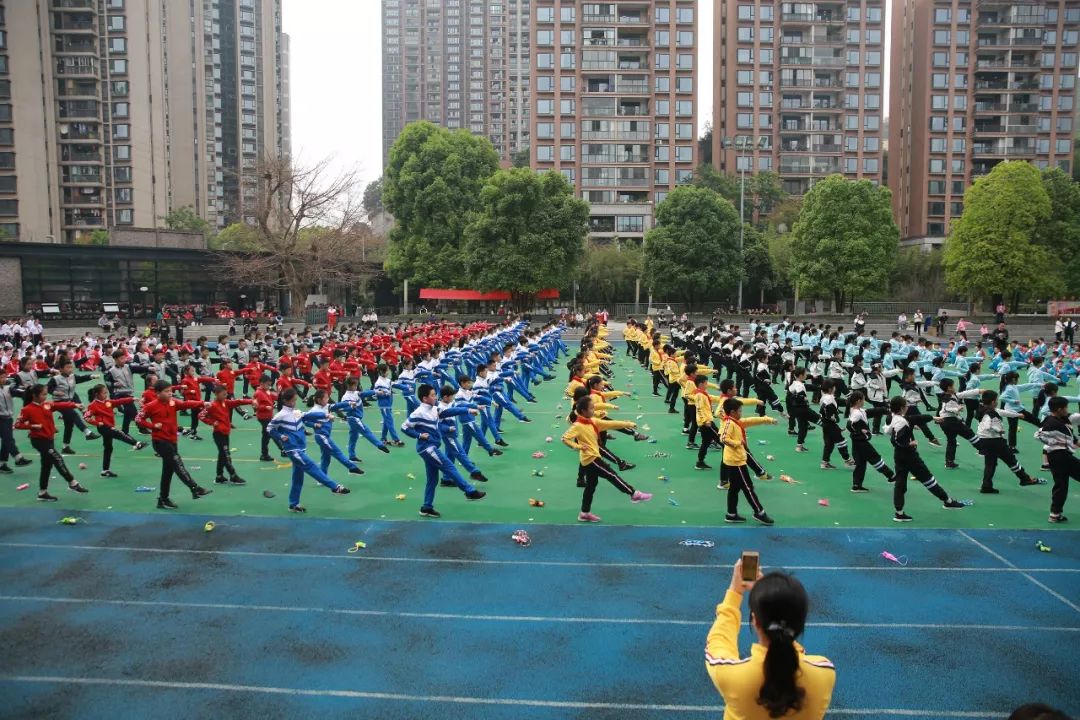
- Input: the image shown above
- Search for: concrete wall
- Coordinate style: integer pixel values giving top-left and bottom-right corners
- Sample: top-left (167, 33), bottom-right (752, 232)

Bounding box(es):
top-left (0, 257), bottom-right (23, 317)
top-left (109, 228), bottom-right (207, 251)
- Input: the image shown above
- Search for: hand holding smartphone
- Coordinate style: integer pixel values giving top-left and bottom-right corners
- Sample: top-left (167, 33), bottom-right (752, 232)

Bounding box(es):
top-left (741, 551), bottom-right (760, 582)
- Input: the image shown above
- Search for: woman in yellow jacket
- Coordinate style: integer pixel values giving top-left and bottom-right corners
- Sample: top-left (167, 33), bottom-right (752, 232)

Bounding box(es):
top-left (706, 558), bottom-right (835, 720)
top-left (561, 395), bottom-right (652, 522)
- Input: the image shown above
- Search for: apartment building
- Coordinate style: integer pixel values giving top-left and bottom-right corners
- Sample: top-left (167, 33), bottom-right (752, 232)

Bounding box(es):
top-left (712, 0), bottom-right (886, 196)
top-left (529, 1), bottom-right (698, 241)
top-left (890, 0), bottom-right (1080, 246)
top-left (381, 0), bottom-right (531, 166)
top-left (6, 0), bottom-right (290, 244)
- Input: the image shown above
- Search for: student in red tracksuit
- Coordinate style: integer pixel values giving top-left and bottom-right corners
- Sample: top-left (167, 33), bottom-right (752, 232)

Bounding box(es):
top-left (199, 383), bottom-right (255, 485)
top-left (84, 383), bottom-right (147, 477)
top-left (254, 375), bottom-right (283, 461)
top-left (276, 364), bottom-right (311, 399)
top-left (136, 380), bottom-right (212, 509)
top-left (173, 364), bottom-right (215, 440)
top-left (15, 384), bottom-right (87, 500)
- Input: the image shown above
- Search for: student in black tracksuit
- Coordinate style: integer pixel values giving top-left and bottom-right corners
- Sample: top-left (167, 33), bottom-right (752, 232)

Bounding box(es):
top-left (750, 350), bottom-right (784, 418)
top-left (1035, 396), bottom-right (1080, 523)
top-left (788, 368), bottom-right (819, 453)
top-left (974, 390), bottom-right (1042, 494)
top-left (818, 379), bottom-right (853, 469)
top-left (887, 396), bottom-right (965, 522)
top-left (897, 367), bottom-right (942, 445)
top-left (845, 391), bottom-right (894, 491)
top-left (937, 379), bottom-right (983, 468)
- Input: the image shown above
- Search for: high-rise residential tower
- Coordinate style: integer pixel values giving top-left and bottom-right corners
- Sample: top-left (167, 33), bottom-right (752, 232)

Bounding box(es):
top-left (381, 0), bottom-right (531, 167)
top-left (889, 0), bottom-right (1079, 247)
top-left (530, 1), bottom-right (698, 241)
top-left (5, 0), bottom-right (290, 244)
top-left (712, 0), bottom-right (886, 196)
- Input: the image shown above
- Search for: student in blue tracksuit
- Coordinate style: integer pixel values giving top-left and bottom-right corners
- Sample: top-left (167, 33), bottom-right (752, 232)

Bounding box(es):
top-left (394, 360), bottom-right (420, 414)
top-left (472, 366), bottom-right (509, 448)
top-left (401, 383), bottom-right (486, 518)
top-left (455, 375), bottom-right (502, 457)
top-left (998, 371), bottom-right (1041, 452)
top-left (489, 360), bottom-right (532, 431)
top-left (267, 387), bottom-right (350, 513)
top-left (337, 377), bottom-right (389, 461)
top-left (373, 363), bottom-right (406, 446)
top-left (303, 389), bottom-right (365, 476)
top-left (438, 385), bottom-right (490, 485)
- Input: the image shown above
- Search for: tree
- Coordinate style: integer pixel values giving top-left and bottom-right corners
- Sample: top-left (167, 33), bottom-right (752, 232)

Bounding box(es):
top-left (791, 175), bottom-right (899, 311)
top-left (1032, 167), bottom-right (1080, 295)
top-left (209, 223), bottom-right (260, 251)
top-left (461, 168), bottom-right (588, 310)
top-left (382, 121), bottom-right (500, 287)
top-left (944, 161), bottom-right (1059, 305)
top-left (211, 155), bottom-right (370, 313)
top-left (362, 178), bottom-right (383, 218)
top-left (162, 205), bottom-right (211, 236)
top-left (643, 186), bottom-right (743, 308)
top-left (751, 171), bottom-right (785, 217)
top-left (577, 240), bottom-right (644, 306)
top-left (742, 225), bottom-right (776, 307)
top-left (698, 121), bottom-right (713, 166)
top-left (694, 164), bottom-right (741, 206)
top-left (74, 229), bottom-right (109, 246)
top-left (511, 148), bottom-right (530, 168)
top-left (694, 165), bottom-right (786, 225)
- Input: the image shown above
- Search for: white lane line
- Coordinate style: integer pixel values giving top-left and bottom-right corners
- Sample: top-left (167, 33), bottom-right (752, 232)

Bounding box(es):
top-left (0, 675), bottom-right (1009, 717)
top-left (958, 530), bottom-right (1080, 614)
top-left (1, 542), bottom-right (1076, 573)
top-left (1, 595), bottom-right (1076, 632)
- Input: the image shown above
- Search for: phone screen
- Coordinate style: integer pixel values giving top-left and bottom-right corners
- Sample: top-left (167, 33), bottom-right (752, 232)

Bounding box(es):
top-left (741, 551), bottom-right (759, 582)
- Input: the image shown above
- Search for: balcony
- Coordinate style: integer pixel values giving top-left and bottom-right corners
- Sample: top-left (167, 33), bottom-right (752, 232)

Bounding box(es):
top-left (61, 167), bottom-right (102, 184)
top-left (53, 15), bottom-right (95, 31)
top-left (58, 100), bottom-right (99, 119)
top-left (977, 12), bottom-right (1046, 25)
top-left (51, 0), bottom-right (95, 9)
top-left (782, 12), bottom-right (845, 23)
top-left (780, 160), bottom-right (841, 174)
top-left (780, 55), bottom-right (845, 68)
top-left (54, 36), bottom-right (97, 53)
top-left (58, 122), bottom-right (100, 141)
top-left (973, 144), bottom-right (1036, 156)
top-left (617, 36), bottom-right (649, 48)
top-left (63, 210), bottom-right (103, 227)
top-left (974, 101), bottom-right (1038, 112)
top-left (60, 145), bottom-right (102, 163)
top-left (974, 80), bottom-right (1039, 91)
top-left (62, 188), bottom-right (103, 206)
top-left (583, 14), bottom-right (615, 23)
top-left (974, 122), bottom-right (1038, 134)
top-left (976, 36), bottom-right (1043, 47)
top-left (975, 59), bottom-right (1039, 69)
top-left (617, 13), bottom-right (647, 24)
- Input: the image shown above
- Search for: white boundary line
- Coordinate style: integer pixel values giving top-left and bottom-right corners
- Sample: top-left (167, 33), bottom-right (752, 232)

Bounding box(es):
top-left (1, 541), bottom-right (1077, 573)
top-left (1, 595), bottom-right (1076, 632)
top-left (0, 675), bottom-right (1010, 717)
top-left (957, 530), bottom-right (1080, 614)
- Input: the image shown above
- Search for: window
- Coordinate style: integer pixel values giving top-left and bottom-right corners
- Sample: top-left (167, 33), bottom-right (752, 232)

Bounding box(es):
top-left (116, 188), bottom-right (132, 204)
top-left (931, 95), bottom-right (948, 110)
top-left (112, 101), bottom-right (129, 118)
top-left (738, 5), bottom-right (754, 20)
top-left (953, 95), bottom-right (967, 110)
top-left (117, 209), bottom-right (133, 225)
top-left (537, 53), bottom-right (553, 69)
top-left (737, 91), bottom-right (753, 107)
top-left (737, 113), bottom-right (753, 129)
top-left (931, 138), bottom-right (947, 153)
top-left (760, 6), bottom-right (774, 21)
top-left (932, 73), bottom-right (948, 89)
top-left (759, 92), bottom-right (772, 107)
top-left (114, 166), bottom-right (132, 182)
top-left (1058, 139), bottom-right (1073, 154)
top-left (655, 168), bottom-right (670, 184)
top-left (561, 7), bottom-right (574, 22)
top-left (934, 30), bottom-right (950, 45)
top-left (928, 180), bottom-right (946, 195)
top-left (109, 15), bottom-right (125, 31)
top-left (928, 202), bottom-right (946, 216)
top-left (109, 37), bottom-right (126, 53)
top-left (561, 122), bottom-right (576, 139)
top-left (737, 48), bottom-right (753, 63)
top-left (560, 52), bottom-right (575, 69)
top-left (845, 93), bottom-right (859, 109)
top-left (930, 116), bottom-right (946, 131)
top-left (737, 70), bottom-right (753, 85)
top-left (845, 115), bottom-right (859, 130)
top-left (845, 136), bottom-right (858, 152)
top-left (655, 76), bottom-right (670, 92)
top-left (865, 51), bottom-right (881, 66)
top-left (847, 29), bottom-right (860, 44)
top-left (561, 76), bottom-right (576, 91)
top-left (863, 158), bottom-right (879, 173)
top-left (560, 98), bottom-right (575, 114)
top-left (865, 94), bottom-right (880, 110)
top-left (677, 7), bottom-right (693, 23)
top-left (677, 31), bottom-right (693, 46)
top-left (537, 99), bottom-right (554, 115)
top-left (760, 49), bottom-right (773, 63)
top-left (864, 137), bottom-right (880, 152)
top-left (655, 53), bottom-right (670, 69)
top-left (675, 123), bottom-right (693, 139)
top-left (847, 50), bottom-right (860, 65)
top-left (951, 159), bottom-right (964, 173)
top-left (536, 30), bottom-right (553, 46)
top-left (537, 76), bottom-right (554, 92)
top-left (537, 7), bottom-right (554, 22)
top-left (113, 124), bottom-right (129, 139)
top-left (738, 27), bottom-right (754, 42)
top-left (844, 158), bottom-right (858, 174)
top-left (655, 99), bottom-right (670, 115)
top-left (929, 159), bottom-right (945, 173)
top-left (676, 77), bottom-right (692, 93)
top-left (847, 6), bottom-right (861, 21)
top-left (951, 138), bottom-right (965, 153)
top-left (846, 71), bottom-right (860, 87)
top-left (536, 145), bottom-right (554, 162)
top-left (759, 113), bottom-right (772, 129)
top-left (676, 169), bottom-right (693, 184)
top-left (863, 115), bottom-right (880, 130)
top-left (866, 6), bottom-right (882, 22)
top-left (655, 145), bottom-right (670, 161)
top-left (113, 145), bottom-right (130, 161)
top-left (675, 146), bottom-right (692, 162)
top-left (933, 52), bottom-right (949, 67)
top-left (0, 128), bottom-right (11, 145)
top-left (655, 30), bottom-right (670, 46)
top-left (536, 122), bottom-right (554, 139)
top-left (560, 30), bottom-right (575, 45)
top-left (110, 59), bottom-right (127, 74)
top-left (561, 145), bottom-right (576, 161)
top-left (655, 7), bottom-right (669, 22)
top-left (934, 8), bottom-right (951, 23)
top-left (676, 54), bottom-right (693, 70)
top-left (655, 123), bottom-right (669, 139)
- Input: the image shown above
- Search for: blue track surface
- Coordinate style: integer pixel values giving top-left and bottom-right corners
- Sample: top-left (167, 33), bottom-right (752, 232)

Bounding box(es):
top-left (0, 507), bottom-right (1077, 719)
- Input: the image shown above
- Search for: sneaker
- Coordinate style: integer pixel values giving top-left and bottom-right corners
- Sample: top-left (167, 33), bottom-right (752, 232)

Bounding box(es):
top-left (633, 433), bottom-right (648, 442)
top-left (980, 486), bottom-right (1000, 494)
top-left (787, 430), bottom-right (798, 436)
top-left (576, 479), bottom-right (586, 488)
top-left (157, 497), bottom-right (178, 509)
top-left (893, 511), bottom-right (913, 522)
top-left (1049, 514), bottom-right (1068, 523)
top-left (190, 433), bottom-right (203, 441)
top-left (465, 490), bottom-right (486, 500)
top-left (630, 490), bottom-right (653, 503)
top-left (843, 459), bottom-right (856, 468)
top-left (1020, 478), bottom-right (1046, 486)
top-left (850, 486), bottom-right (870, 493)
top-left (618, 462), bottom-right (636, 471)
top-left (757, 473), bottom-right (772, 481)
top-left (724, 513), bottom-right (746, 523)
top-left (945, 462), bottom-right (959, 469)
top-left (520, 417), bottom-right (532, 424)
top-left (717, 481), bottom-right (730, 490)
top-left (14, 457), bottom-right (32, 467)
top-left (578, 511), bottom-right (602, 523)
top-left (685, 442), bottom-right (699, 449)
top-left (927, 439), bottom-right (942, 447)
top-left (440, 480), bottom-right (456, 487)
top-left (259, 454), bottom-right (274, 462)
top-left (795, 444), bottom-right (808, 453)
top-left (943, 499), bottom-right (965, 509)
top-left (332, 485), bottom-right (351, 494)
top-left (495, 440), bottom-right (509, 447)
top-left (85, 431), bottom-right (100, 441)
top-left (820, 461), bottom-right (836, 469)
top-left (289, 504), bottom-right (307, 513)
top-left (348, 456), bottom-right (362, 463)
top-left (68, 482), bottom-right (88, 494)
top-left (380, 445), bottom-right (392, 454)
top-left (419, 506), bottom-right (441, 518)
top-left (1041, 463), bottom-right (1051, 470)
top-left (668, 408), bottom-right (679, 414)
top-left (229, 476), bottom-right (247, 485)
top-left (100, 470), bottom-right (118, 478)
top-left (753, 512), bottom-right (775, 526)
top-left (0, 464), bottom-right (11, 475)
top-left (61, 446), bottom-right (76, 455)
top-left (695, 462), bottom-right (712, 470)
top-left (38, 492), bottom-right (58, 502)
top-left (348, 467), bottom-right (365, 475)
top-left (134, 441), bottom-right (147, 451)
top-left (470, 472), bottom-right (489, 483)
top-left (681, 428), bottom-right (689, 435)
top-left (214, 476), bottom-right (230, 484)
top-left (489, 449), bottom-right (503, 457)
top-left (192, 486), bottom-right (213, 498)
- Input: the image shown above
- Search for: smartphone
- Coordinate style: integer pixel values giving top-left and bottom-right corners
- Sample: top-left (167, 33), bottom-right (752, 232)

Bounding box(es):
top-left (741, 551), bottom-right (760, 582)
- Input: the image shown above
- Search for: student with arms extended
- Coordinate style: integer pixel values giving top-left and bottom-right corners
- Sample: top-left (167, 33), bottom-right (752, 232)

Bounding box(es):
top-left (705, 557), bottom-right (835, 719)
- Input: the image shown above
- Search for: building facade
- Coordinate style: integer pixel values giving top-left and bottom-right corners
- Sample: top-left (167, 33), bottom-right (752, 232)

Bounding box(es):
top-left (889, 0), bottom-right (1080, 246)
top-left (529, 0), bottom-right (698, 242)
top-left (5, 0), bottom-right (290, 245)
top-left (381, 0), bottom-right (531, 167)
top-left (712, 0), bottom-right (886, 196)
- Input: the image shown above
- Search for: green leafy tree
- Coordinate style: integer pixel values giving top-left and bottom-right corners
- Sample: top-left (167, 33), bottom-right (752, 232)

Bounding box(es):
top-left (511, 148), bottom-right (530, 168)
top-left (1032, 167), bottom-right (1080, 295)
top-left (577, 239), bottom-right (644, 306)
top-left (362, 178), bottom-right (384, 218)
top-left (693, 164), bottom-right (741, 206)
top-left (209, 223), bottom-right (260, 251)
top-left (751, 171), bottom-right (785, 217)
top-left (162, 205), bottom-right (211, 235)
top-left (742, 225), bottom-right (776, 306)
top-left (944, 161), bottom-right (1059, 304)
top-left (791, 175), bottom-right (898, 311)
top-left (383, 121), bottom-right (500, 287)
top-left (693, 166), bottom-right (786, 224)
top-left (461, 168), bottom-right (588, 310)
top-left (698, 121), bottom-right (713, 166)
top-left (643, 186), bottom-right (742, 308)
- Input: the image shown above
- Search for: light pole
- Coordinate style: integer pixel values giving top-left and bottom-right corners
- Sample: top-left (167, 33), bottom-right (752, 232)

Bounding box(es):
top-left (722, 135), bottom-right (768, 315)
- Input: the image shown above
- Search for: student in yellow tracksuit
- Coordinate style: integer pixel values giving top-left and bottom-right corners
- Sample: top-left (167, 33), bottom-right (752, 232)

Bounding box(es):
top-left (714, 379), bottom-right (772, 485)
top-left (705, 558), bottom-right (835, 720)
top-left (683, 364), bottom-right (719, 445)
top-left (661, 346), bottom-right (684, 413)
top-left (719, 397), bottom-right (777, 525)
top-left (649, 339), bottom-right (668, 396)
top-left (561, 396), bottom-right (651, 523)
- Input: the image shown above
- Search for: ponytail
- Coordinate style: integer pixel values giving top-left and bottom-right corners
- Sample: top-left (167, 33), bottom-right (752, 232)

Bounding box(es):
top-left (749, 573), bottom-right (809, 718)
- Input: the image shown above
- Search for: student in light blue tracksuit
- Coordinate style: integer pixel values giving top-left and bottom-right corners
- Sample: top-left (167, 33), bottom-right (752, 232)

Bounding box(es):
top-left (401, 383), bottom-right (486, 518)
top-left (337, 377), bottom-right (388, 461)
top-left (437, 385), bottom-right (489, 485)
top-left (373, 363), bottom-right (405, 446)
top-left (998, 371), bottom-right (1041, 452)
top-left (472, 367), bottom-right (508, 448)
top-left (267, 388), bottom-right (349, 513)
top-left (303, 390), bottom-right (365, 476)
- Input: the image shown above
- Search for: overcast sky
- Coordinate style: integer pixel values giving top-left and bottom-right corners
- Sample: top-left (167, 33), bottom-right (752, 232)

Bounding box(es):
top-left (282, 0), bottom-right (887, 190)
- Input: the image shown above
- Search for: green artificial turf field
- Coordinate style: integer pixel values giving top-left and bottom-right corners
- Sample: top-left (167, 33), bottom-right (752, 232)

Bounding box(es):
top-left (0, 348), bottom-right (1068, 529)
